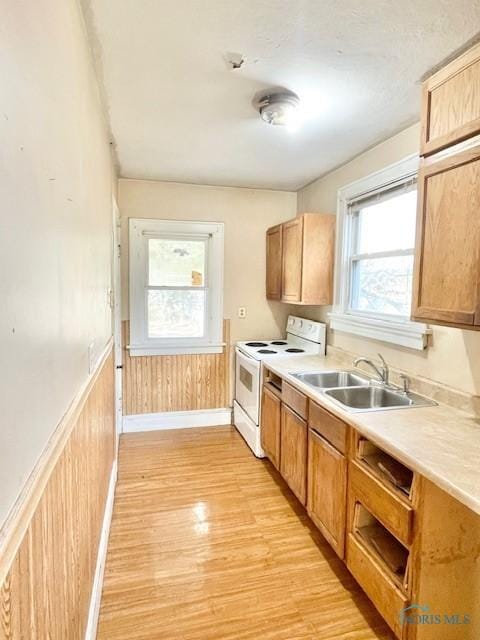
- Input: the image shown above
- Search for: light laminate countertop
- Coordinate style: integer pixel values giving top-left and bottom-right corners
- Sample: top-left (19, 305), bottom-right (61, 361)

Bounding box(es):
top-left (262, 353), bottom-right (480, 515)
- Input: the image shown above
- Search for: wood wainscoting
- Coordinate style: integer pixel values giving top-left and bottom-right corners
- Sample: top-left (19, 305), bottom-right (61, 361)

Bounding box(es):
top-left (122, 320), bottom-right (231, 415)
top-left (0, 345), bottom-right (115, 640)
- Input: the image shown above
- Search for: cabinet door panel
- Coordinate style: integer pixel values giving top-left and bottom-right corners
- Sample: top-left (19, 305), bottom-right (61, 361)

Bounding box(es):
top-left (260, 387), bottom-right (281, 469)
top-left (280, 404), bottom-right (307, 505)
top-left (412, 146), bottom-right (480, 327)
top-left (421, 42), bottom-right (480, 155)
top-left (266, 225), bottom-right (282, 300)
top-left (307, 429), bottom-right (347, 558)
top-left (281, 218), bottom-right (303, 302)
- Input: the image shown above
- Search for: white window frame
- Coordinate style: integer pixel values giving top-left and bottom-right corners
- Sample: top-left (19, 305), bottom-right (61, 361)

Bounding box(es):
top-left (329, 154), bottom-right (431, 351)
top-left (129, 218), bottom-right (224, 356)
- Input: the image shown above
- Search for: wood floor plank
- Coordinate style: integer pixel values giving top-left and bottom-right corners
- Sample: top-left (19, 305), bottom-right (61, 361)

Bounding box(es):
top-left (97, 427), bottom-right (394, 640)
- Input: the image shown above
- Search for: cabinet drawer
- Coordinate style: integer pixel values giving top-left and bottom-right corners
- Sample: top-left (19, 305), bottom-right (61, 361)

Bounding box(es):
top-left (347, 534), bottom-right (407, 639)
top-left (350, 461), bottom-right (413, 547)
top-left (282, 382), bottom-right (307, 420)
top-left (308, 401), bottom-right (347, 454)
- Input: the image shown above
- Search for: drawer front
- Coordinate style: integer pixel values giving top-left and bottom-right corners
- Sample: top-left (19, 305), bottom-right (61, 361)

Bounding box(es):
top-left (350, 461), bottom-right (413, 547)
top-left (282, 381), bottom-right (307, 420)
top-left (347, 534), bottom-right (407, 639)
top-left (308, 400), bottom-right (347, 454)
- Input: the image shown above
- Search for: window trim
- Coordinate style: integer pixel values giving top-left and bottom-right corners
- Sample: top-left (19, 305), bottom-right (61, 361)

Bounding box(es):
top-left (128, 218), bottom-right (224, 356)
top-left (329, 154), bottom-right (431, 351)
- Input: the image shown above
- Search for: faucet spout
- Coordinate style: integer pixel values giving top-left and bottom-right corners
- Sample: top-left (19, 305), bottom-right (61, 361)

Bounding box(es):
top-left (353, 353), bottom-right (389, 385)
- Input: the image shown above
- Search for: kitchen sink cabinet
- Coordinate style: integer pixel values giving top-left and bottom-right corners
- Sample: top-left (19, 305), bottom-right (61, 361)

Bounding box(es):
top-left (413, 41), bottom-right (480, 331)
top-left (280, 403), bottom-right (308, 505)
top-left (266, 212), bottom-right (335, 305)
top-left (260, 371), bottom-right (480, 639)
top-left (307, 427), bottom-right (347, 558)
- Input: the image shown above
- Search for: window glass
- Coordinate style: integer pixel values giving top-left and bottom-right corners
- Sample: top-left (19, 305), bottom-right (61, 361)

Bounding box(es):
top-left (349, 187), bottom-right (417, 319)
top-left (147, 290), bottom-right (205, 338)
top-left (351, 255), bottom-right (414, 316)
top-left (357, 190), bottom-right (417, 254)
top-left (148, 238), bottom-right (206, 287)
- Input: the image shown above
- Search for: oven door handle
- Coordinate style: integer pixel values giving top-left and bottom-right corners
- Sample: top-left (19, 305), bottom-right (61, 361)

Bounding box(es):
top-left (235, 346), bottom-right (256, 361)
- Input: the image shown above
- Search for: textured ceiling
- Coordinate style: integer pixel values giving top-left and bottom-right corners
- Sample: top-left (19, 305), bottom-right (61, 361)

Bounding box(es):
top-left (82, 1), bottom-right (480, 190)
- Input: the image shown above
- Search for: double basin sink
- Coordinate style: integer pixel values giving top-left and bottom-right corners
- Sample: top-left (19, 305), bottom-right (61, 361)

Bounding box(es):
top-left (290, 370), bottom-right (436, 412)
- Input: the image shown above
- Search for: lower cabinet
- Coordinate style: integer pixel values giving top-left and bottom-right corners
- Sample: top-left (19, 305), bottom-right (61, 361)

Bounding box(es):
top-left (259, 375), bottom-right (480, 640)
top-left (307, 428), bottom-right (347, 558)
top-left (280, 403), bottom-right (308, 505)
top-left (260, 385), bottom-right (281, 469)
top-left (347, 533), bottom-right (407, 639)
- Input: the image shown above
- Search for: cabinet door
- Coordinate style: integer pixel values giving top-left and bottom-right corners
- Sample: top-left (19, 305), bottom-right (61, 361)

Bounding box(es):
top-left (280, 404), bottom-right (307, 505)
top-left (421, 42), bottom-right (480, 155)
top-left (307, 429), bottom-right (347, 558)
top-left (281, 218), bottom-right (303, 302)
top-left (260, 386), bottom-right (281, 469)
top-left (266, 224), bottom-right (283, 300)
top-left (412, 145), bottom-right (480, 328)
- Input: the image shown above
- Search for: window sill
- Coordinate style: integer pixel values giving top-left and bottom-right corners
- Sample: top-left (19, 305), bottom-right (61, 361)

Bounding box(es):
top-left (128, 343), bottom-right (226, 357)
top-left (328, 312), bottom-right (431, 351)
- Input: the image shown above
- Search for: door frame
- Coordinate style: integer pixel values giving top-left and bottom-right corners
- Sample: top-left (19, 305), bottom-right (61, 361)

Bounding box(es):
top-left (112, 197), bottom-right (123, 438)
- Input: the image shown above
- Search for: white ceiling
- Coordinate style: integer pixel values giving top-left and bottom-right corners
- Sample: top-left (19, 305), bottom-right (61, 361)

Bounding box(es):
top-left (82, 1), bottom-right (480, 191)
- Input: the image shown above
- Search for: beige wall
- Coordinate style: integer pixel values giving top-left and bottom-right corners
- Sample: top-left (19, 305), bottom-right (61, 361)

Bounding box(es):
top-left (118, 179), bottom-right (297, 343)
top-left (0, 1), bottom-right (115, 526)
top-left (295, 123), bottom-right (480, 396)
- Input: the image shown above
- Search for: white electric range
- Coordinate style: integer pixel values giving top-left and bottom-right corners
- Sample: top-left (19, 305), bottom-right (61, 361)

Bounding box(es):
top-left (233, 315), bottom-right (326, 456)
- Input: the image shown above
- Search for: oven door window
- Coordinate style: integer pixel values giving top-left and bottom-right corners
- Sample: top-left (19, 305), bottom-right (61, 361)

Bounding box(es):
top-left (239, 365), bottom-right (253, 392)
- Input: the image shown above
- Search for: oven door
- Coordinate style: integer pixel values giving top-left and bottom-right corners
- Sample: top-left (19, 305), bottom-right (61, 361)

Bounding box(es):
top-left (235, 347), bottom-right (261, 425)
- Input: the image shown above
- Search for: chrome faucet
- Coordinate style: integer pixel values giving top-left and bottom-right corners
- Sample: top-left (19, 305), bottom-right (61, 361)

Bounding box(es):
top-left (353, 353), bottom-right (390, 386)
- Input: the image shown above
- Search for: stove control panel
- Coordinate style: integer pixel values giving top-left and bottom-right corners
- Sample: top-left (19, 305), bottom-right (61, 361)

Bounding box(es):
top-left (286, 315), bottom-right (326, 344)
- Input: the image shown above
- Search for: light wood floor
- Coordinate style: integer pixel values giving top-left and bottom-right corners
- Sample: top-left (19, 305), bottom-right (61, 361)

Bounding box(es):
top-left (97, 427), bottom-right (394, 640)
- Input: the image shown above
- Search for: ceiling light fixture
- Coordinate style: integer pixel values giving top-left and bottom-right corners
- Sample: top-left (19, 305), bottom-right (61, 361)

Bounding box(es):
top-left (257, 90), bottom-right (300, 127)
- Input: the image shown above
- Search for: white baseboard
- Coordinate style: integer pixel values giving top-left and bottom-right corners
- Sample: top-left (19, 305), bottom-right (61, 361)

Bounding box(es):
top-left (84, 460), bottom-right (117, 640)
top-left (122, 408), bottom-right (232, 433)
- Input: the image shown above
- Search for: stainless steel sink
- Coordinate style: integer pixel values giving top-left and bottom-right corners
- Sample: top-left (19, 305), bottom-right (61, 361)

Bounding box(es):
top-left (291, 370), bottom-right (369, 389)
top-left (324, 385), bottom-right (436, 412)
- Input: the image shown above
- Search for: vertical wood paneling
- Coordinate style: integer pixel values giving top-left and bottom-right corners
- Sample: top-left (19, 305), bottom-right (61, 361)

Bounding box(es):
top-left (122, 320), bottom-right (230, 415)
top-left (0, 351), bottom-right (115, 640)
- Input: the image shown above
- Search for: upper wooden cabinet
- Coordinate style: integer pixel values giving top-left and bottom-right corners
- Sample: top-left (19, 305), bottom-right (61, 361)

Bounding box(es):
top-left (265, 224), bottom-right (283, 300)
top-left (413, 42), bottom-right (480, 330)
top-left (412, 144), bottom-right (480, 328)
top-left (281, 218), bottom-right (304, 302)
top-left (421, 42), bottom-right (480, 156)
top-left (266, 212), bottom-right (335, 305)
